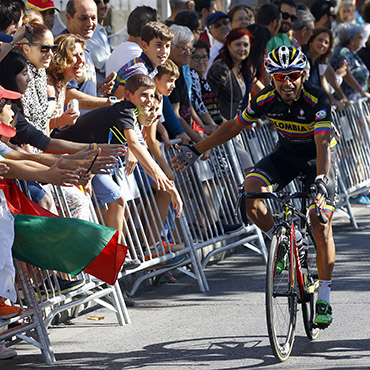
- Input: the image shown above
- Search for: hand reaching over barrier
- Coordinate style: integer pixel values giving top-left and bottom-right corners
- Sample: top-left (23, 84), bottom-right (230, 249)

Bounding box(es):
top-left (171, 144), bottom-right (202, 171)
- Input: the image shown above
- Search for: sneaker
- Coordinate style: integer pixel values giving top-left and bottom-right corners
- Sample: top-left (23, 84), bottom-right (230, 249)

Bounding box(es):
top-left (36, 277), bottom-right (84, 298)
top-left (144, 241), bottom-right (184, 261)
top-left (0, 343), bottom-right (17, 360)
top-left (0, 298), bottom-right (23, 320)
top-left (275, 242), bottom-right (288, 274)
top-left (349, 195), bottom-right (370, 206)
top-left (215, 221), bottom-right (244, 235)
top-left (162, 271), bottom-right (177, 283)
top-left (123, 258), bottom-right (141, 270)
top-left (315, 299), bottom-right (333, 327)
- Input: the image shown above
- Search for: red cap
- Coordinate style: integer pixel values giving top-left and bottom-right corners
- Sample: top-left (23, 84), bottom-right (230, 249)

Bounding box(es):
top-left (0, 122), bottom-right (16, 138)
top-left (26, 0), bottom-right (60, 12)
top-left (0, 85), bottom-right (21, 100)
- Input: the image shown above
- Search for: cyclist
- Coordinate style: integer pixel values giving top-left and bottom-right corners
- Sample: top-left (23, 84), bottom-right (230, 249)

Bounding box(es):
top-left (172, 46), bottom-right (336, 327)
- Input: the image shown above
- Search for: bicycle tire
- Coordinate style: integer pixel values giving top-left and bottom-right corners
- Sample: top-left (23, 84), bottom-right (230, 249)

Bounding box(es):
top-left (301, 238), bottom-right (320, 340)
top-left (266, 230), bottom-right (297, 361)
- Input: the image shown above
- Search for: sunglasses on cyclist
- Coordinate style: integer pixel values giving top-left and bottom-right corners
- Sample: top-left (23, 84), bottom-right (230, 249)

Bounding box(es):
top-left (211, 19), bottom-right (230, 29)
top-left (281, 12), bottom-right (297, 22)
top-left (24, 43), bottom-right (57, 53)
top-left (272, 71), bottom-right (302, 82)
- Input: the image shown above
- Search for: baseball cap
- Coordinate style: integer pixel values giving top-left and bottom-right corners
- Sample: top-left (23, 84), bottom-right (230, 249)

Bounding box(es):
top-left (207, 11), bottom-right (230, 29)
top-left (0, 33), bottom-right (14, 44)
top-left (0, 85), bottom-right (22, 101)
top-left (26, 0), bottom-right (60, 12)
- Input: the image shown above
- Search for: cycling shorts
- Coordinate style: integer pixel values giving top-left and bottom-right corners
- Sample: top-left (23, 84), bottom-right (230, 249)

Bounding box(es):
top-left (245, 148), bottom-right (337, 210)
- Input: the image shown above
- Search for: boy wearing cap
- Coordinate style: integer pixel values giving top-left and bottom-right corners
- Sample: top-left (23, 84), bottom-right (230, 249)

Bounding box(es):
top-left (26, 0), bottom-right (60, 31)
top-left (206, 11), bottom-right (231, 76)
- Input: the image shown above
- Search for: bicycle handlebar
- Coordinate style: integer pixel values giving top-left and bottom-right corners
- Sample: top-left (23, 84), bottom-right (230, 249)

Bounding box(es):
top-left (244, 190), bottom-right (328, 224)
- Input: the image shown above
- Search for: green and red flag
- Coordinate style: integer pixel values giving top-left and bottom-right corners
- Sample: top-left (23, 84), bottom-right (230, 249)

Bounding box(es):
top-left (0, 179), bottom-right (128, 285)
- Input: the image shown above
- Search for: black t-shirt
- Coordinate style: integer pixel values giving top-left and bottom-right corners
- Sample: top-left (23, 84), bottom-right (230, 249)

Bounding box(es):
top-left (238, 81), bottom-right (335, 158)
top-left (11, 111), bottom-right (51, 151)
top-left (358, 47), bottom-right (370, 74)
top-left (55, 100), bottom-right (138, 145)
top-left (169, 68), bottom-right (192, 124)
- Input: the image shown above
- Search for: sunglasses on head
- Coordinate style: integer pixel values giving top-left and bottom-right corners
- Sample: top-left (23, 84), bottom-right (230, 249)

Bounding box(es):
top-left (272, 71), bottom-right (302, 82)
top-left (281, 12), bottom-right (297, 22)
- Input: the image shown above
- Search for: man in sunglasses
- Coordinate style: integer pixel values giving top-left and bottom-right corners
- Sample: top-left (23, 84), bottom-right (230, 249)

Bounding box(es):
top-left (267, 0), bottom-right (297, 54)
top-left (173, 46), bottom-right (337, 328)
top-left (206, 11), bottom-right (231, 76)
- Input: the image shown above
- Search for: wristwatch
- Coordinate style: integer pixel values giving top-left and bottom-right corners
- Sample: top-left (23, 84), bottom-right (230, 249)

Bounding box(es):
top-left (315, 174), bottom-right (329, 185)
top-left (108, 96), bottom-right (117, 105)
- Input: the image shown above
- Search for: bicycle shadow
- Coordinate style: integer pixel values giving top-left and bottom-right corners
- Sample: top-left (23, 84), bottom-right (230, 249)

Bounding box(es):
top-left (6, 334), bottom-right (370, 369)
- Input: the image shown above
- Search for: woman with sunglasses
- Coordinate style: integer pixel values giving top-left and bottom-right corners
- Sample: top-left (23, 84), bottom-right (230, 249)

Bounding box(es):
top-left (189, 40), bottom-right (223, 126)
top-left (47, 34), bottom-right (85, 131)
top-left (19, 20), bottom-right (56, 137)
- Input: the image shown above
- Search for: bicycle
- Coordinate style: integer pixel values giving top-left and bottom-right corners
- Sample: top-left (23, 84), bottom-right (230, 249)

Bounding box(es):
top-left (239, 178), bottom-right (327, 362)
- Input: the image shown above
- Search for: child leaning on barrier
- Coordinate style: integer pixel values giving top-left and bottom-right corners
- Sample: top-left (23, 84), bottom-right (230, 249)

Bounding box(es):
top-left (54, 74), bottom-right (183, 219)
top-left (112, 21), bottom-right (174, 99)
top-left (154, 59), bottom-right (190, 147)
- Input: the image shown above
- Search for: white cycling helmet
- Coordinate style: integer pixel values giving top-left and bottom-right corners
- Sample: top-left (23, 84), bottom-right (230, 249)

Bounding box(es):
top-left (264, 46), bottom-right (307, 74)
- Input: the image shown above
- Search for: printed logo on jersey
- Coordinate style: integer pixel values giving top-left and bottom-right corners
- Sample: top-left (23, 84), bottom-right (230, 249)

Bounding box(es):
top-left (247, 105), bottom-right (255, 114)
top-left (271, 118), bottom-right (314, 138)
top-left (315, 109), bottom-right (327, 121)
top-left (297, 109), bottom-right (305, 120)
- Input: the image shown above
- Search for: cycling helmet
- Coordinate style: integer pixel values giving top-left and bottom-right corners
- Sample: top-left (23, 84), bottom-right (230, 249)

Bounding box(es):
top-left (264, 46), bottom-right (307, 74)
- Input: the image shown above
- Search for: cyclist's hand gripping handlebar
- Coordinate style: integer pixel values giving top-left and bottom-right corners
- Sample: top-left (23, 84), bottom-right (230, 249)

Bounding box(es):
top-left (309, 183), bottom-right (328, 224)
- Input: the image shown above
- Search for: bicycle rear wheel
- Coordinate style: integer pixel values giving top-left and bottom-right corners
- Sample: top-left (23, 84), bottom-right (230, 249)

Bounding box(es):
top-left (301, 238), bottom-right (320, 340)
top-left (266, 230), bottom-right (297, 362)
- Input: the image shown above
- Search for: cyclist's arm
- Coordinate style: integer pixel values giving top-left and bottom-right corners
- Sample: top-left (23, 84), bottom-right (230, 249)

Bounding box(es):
top-left (314, 132), bottom-right (331, 178)
top-left (194, 118), bottom-right (246, 153)
top-left (194, 99), bottom-right (261, 153)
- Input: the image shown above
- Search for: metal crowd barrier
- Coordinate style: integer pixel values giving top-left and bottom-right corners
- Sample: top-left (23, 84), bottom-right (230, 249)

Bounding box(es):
top-left (164, 139), bottom-right (267, 268)
top-left (1, 182), bottom-right (130, 364)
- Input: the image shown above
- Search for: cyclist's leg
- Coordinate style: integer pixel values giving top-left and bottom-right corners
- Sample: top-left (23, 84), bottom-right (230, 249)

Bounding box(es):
top-left (305, 157), bottom-right (337, 326)
top-left (243, 151), bottom-right (299, 234)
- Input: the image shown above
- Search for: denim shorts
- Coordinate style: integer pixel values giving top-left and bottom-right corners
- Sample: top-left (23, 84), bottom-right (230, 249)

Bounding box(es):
top-left (19, 181), bottom-right (47, 204)
top-left (92, 173), bottom-right (123, 205)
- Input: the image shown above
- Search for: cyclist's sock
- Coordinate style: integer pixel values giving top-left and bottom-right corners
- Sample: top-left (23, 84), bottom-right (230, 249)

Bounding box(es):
top-left (318, 280), bottom-right (332, 305)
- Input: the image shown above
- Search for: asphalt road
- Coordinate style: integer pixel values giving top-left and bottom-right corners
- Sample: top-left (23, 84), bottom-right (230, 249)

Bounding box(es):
top-left (4, 207), bottom-right (370, 369)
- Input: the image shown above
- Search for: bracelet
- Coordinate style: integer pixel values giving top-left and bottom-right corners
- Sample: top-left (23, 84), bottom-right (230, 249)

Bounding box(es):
top-left (92, 143), bottom-right (98, 150)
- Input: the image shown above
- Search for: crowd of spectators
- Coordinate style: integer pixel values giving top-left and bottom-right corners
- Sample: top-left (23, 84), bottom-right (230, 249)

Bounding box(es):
top-left (1, 0), bottom-right (370, 360)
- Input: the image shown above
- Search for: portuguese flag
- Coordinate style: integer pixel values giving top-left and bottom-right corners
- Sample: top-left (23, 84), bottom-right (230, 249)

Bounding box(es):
top-left (0, 179), bottom-right (128, 285)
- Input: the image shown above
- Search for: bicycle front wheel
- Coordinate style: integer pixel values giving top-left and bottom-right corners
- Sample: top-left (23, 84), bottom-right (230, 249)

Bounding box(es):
top-left (266, 231), bottom-right (297, 361)
top-left (302, 237), bottom-right (320, 340)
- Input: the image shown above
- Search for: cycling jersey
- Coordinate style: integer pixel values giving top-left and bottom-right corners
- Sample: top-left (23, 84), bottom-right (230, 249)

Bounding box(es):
top-left (238, 81), bottom-right (336, 158)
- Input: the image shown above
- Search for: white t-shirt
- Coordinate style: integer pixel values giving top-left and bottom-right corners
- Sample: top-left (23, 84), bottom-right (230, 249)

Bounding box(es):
top-left (105, 41), bottom-right (142, 77)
